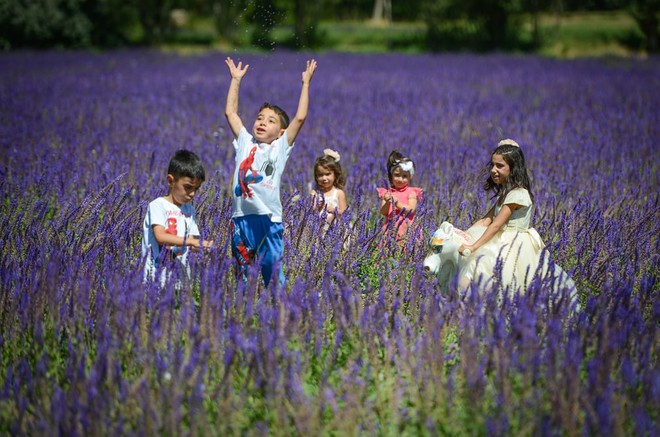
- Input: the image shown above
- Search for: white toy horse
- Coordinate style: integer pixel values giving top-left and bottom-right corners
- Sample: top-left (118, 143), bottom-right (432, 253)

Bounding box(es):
top-left (422, 222), bottom-right (486, 291)
top-left (423, 221), bottom-right (578, 308)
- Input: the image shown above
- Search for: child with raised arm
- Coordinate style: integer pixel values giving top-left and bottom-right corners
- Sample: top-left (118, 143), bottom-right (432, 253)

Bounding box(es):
top-left (376, 150), bottom-right (423, 242)
top-left (311, 148), bottom-right (348, 224)
top-left (225, 57), bottom-right (317, 286)
top-left (142, 149), bottom-right (213, 284)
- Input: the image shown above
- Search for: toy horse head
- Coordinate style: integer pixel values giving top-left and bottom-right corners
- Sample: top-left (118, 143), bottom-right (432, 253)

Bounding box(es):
top-left (423, 222), bottom-right (484, 291)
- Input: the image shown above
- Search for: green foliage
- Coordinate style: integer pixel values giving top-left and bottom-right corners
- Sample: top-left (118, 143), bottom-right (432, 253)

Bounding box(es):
top-left (292, 0), bottom-right (322, 48)
top-left (356, 251), bottom-right (381, 290)
top-left (0, 0), bottom-right (147, 49)
top-left (247, 0), bottom-right (282, 49)
top-left (0, 0), bottom-right (92, 49)
top-left (0, 0), bottom-right (656, 54)
top-left (423, 0), bottom-right (528, 52)
top-left (629, 0), bottom-right (660, 52)
top-left (210, 0), bottom-right (244, 45)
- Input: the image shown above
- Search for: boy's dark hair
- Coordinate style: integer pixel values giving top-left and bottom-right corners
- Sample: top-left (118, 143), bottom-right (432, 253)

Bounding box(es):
top-left (168, 149), bottom-right (206, 181)
top-left (386, 150), bottom-right (413, 184)
top-left (260, 102), bottom-right (290, 129)
top-left (314, 155), bottom-right (346, 189)
top-left (484, 143), bottom-right (533, 203)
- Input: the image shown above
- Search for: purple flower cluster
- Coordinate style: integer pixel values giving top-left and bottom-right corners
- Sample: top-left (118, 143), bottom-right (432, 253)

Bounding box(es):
top-left (0, 50), bottom-right (658, 434)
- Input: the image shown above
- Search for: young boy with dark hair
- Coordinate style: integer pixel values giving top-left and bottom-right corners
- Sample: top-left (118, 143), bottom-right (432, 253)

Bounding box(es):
top-left (142, 149), bottom-right (213, 283)
top-left (224, 57), bottom-right (317, 286)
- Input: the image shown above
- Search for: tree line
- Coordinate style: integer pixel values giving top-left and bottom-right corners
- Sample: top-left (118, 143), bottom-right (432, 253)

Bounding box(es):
top-left (0, 0), bottom-right (657, 52)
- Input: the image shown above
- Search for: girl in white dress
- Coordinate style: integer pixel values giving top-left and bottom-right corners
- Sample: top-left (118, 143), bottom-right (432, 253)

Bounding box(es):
top-left (311, 149), bottom-right (348, 224)
top-left (458, 139), bottom-right (572, 293)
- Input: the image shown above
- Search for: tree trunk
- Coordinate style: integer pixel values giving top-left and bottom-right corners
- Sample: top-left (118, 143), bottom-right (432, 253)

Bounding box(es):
top-left (294, 0), bottom-right (319, 48)
top-left (372, 0), bottom-right (392, 23)
top-left (631, 0), bottom-right (659, 52)
top-left (212, 0), bottom-right (241, 43)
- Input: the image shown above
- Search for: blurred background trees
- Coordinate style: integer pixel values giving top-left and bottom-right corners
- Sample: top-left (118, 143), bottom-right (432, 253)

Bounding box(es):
top-left (0, 0), bottom-right (657, 53)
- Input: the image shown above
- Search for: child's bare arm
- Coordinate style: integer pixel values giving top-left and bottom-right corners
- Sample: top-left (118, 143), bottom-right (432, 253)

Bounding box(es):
top-left (380, 199), bottom-right (391, 216)
top-left (334, 189), bottom-right (348, 216)
top-left (152, 225), bottom-right (212, 250)
top-left (460, 203), bottom-right (520, 255)
top-left (225, 57), bottom-right (249, 138)
top-left (191, 235), bottom-right (214, 250)
top-left (285, 59), bottom-right (317, 145)
top-left (380, 189), bottom-right (392, 216)
top-left (473, 204), bottom-right (496, 227)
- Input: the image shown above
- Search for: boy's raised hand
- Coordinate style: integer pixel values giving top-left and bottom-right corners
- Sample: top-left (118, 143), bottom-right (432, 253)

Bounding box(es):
top-left (301, 59), bottom-right (317, 85)
top-left (225, 57), bottom-right (249, 80)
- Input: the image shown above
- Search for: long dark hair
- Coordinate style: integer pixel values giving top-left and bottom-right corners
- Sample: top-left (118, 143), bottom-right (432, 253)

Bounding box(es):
top-left (484, 143), bottom-right (533, 203)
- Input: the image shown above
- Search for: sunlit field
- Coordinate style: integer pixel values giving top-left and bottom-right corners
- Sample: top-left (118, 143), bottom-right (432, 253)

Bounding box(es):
top-left (1, 50), bottom-right (658, 435)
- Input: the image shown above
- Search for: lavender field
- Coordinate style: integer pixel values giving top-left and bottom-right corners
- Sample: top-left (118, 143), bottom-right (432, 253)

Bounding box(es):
top-left (1, 50), bottom-right (658, 435)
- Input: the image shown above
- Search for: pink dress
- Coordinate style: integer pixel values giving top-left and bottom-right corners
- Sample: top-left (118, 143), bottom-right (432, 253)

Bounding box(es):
top-left (376, 185), bottom-right (423, 239)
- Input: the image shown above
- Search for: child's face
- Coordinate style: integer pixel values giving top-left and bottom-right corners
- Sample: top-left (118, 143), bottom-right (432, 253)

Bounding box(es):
top-left (391, 167), bottom-right (411, 190)
top-left (253, 108), bottom-right (285, 144)
top-left (490, 153), bottom-right (511, 186)
top-left (315, 165), bottom-right (336, 192)
top-left (167, 175), bottom-right (203, 206)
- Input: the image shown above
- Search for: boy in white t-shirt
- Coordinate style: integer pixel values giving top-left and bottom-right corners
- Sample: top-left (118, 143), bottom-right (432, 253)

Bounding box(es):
top-left (224, 57), bottom-right (317, 286)
top-left (142, 149), bottom-right (213, 284)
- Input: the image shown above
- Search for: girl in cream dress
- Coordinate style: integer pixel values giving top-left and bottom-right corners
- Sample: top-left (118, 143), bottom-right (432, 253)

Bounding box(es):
top-left (458, 139), bottom-right (575, 294)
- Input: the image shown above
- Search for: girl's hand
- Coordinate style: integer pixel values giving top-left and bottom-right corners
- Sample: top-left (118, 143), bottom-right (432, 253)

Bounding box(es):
top-left (225, 57), bottom-right (249, 79)
top-left (311, 191), bottom-right (324, 211)
top-left (458, 244), bottom-right (473, 257)
top-left (382, 190), bottom-right (393, 203)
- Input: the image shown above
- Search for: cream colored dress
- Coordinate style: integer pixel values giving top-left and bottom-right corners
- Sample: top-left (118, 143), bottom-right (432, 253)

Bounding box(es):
top-left (459, 188), bottom-right (549, 292)
top-left (322, 187), bottom-right (339, 212)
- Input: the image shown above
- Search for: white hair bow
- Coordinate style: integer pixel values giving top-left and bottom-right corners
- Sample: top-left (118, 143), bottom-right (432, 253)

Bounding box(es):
top-left (498, 139), bottom-right (520, 148)
top-left (398, 160), bottom-right (415, 176)
top-left (323, 148), bottom-right (340, 161)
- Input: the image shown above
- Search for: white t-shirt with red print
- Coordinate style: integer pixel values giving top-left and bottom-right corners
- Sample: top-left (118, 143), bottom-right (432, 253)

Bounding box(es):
top-left (142, 197), bottom-right (200, 283)
top-left (231, 127), bottom-right (293, 223)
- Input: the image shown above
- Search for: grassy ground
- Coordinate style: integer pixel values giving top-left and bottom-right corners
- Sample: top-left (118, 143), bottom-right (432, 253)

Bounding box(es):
top-left (164, 10), bottom-right (644, 58)
top-left (532, 11), bottom-right (643, 58)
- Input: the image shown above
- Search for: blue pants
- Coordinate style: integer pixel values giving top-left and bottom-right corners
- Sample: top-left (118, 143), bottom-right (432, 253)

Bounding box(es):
top-left (230, 215), bottom-right (285, 286)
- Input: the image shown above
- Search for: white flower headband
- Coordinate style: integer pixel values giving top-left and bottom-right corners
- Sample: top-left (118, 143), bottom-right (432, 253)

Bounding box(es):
top-left (498, 139), bottom-right (520, 148)
top-left (396, 159), bottom-right (415, 177)
top-left (323, 148), bottom-right (340, 162)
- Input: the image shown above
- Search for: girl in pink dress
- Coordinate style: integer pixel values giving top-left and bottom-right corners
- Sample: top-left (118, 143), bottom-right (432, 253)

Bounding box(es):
top-left (376, 150), bottom-right (423, 242)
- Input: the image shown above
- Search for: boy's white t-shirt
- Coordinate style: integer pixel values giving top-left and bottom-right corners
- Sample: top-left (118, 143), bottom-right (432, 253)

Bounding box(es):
top-left (142, 197), bottom-right (200, 281)
top-left (231, 127), bottom-right (293, 222)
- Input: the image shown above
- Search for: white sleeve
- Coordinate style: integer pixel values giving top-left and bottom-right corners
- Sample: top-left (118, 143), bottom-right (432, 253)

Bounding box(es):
top-left (148, 200), bottom-right (168, 228)
top-left (233, 126), bottom-right (252, 152)
top-left (275, 131), bottom-right (294, 160)
top-left (503, 188), bottom-right (531, 207)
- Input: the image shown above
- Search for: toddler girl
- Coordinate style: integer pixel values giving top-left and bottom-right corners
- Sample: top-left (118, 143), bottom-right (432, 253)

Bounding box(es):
top-left (376, 150), bottom-right (423, 241)
top-left (311, 148), bottom-right (347, 224)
